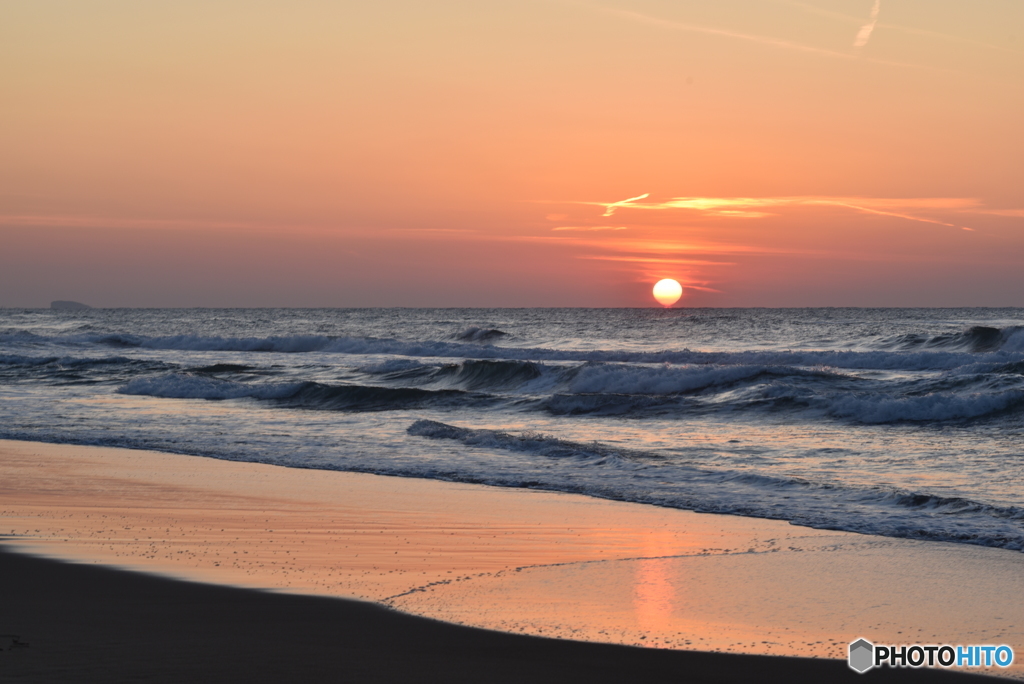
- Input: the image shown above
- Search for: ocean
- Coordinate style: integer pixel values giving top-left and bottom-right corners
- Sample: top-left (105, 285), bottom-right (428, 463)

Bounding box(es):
top-left (1, 307), bottom-right (1022, 551)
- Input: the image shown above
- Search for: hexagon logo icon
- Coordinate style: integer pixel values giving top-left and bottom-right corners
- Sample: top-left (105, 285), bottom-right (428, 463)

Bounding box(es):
top-left (849, 638), bottom-right (875, 673)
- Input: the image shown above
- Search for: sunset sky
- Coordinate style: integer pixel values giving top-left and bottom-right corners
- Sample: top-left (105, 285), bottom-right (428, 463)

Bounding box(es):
top-left (2, 0), bottom-right (1022, 307)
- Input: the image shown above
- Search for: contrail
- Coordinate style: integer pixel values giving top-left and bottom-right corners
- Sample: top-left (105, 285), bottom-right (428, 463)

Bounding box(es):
top-left (551, 0), bottom-right (948, 72)
top-left (854, 0), bottom-right (881, 48)
top-left (602, 193), bottom-right (649, 217)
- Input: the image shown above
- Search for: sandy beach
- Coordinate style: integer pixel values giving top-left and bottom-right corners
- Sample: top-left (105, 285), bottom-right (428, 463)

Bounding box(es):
top-left (2, 439), bottom-right (1020, 681)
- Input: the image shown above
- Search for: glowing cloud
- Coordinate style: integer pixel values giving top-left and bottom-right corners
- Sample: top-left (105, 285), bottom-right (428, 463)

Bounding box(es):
top-left (854, 0), bottom-right (881, 48)
top-left (573, 196), bottom-right (994, 231)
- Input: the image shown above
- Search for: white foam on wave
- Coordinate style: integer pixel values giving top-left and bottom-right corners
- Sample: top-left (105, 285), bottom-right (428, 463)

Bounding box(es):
top-left (1000, 326), bottom-right (1024, 353)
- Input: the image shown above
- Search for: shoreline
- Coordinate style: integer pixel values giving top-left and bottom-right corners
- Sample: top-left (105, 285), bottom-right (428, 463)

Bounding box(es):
top-left (2, 438), bottom-right (1022, 679)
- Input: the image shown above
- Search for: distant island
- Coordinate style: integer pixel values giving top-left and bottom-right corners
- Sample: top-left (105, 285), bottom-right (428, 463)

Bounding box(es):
top-left (50, 300), bottom-right (92, 310)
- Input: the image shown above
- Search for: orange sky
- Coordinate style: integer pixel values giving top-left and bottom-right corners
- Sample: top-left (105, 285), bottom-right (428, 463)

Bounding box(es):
top-left (2, 0), bottom-right (1022, 307)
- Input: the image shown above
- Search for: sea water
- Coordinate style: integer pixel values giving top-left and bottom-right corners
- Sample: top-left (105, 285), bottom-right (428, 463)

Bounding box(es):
top-left (1, 307), bottom-right (1022, 550)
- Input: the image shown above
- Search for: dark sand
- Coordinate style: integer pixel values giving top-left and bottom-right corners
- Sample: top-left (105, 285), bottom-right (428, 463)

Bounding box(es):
top-left (0, 548), bottom-right (999, 684)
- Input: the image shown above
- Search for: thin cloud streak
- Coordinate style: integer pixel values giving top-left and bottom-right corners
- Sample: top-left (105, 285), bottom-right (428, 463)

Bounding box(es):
top-left (566, 1), bottom-right (935, 71)
top-left (673, 284), bottom-right (724, 294)
top-left (593, 4), bottom-right (850, 58)
top-left (827, 200), bottom-right (959, 229)
top-left (376, 227), bottom-right (481, 235)
top-left (578, 255), bottom-right (736, 266)
top-left (771, 0), bottom-right (863, 24)
top-left (769, 0), bottom-right (1016, 54)
top-left (878, 22), bottom-right (1019, 54)
top-left (553, 225), bottom-right (629, 231)
top-left (978, 209), bottom-right (1024, 218)
top-left (588, 195), bottom-right (994, 230)
top-left (0, 214), bottom-right (251, 231)
top-left (513, 234), bottom-right (811, 257)
top-left (854, 0), bottom-right (881, 48)
top-left (588, 260), bottom-right (726, 293)
top-left (0, 215), bottom-right (489, 238)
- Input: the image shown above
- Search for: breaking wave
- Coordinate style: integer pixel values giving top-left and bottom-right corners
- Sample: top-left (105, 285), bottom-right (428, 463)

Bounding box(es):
top-left (415, 359), bottom-right (548, 391)
top-left (109, 356), bottom-right (1024, 423)
top-left (118, 374), bottom-right (493, 412)
top-left (408, 419), bottom-right (644, 464)
top-left (118, 374), bottom-right (306, 400)
top-left (821, 389), bottom-right (1024, 423)
top-left (565, 363), bottom-right (841, 395)
top-left (878, 325), bottom-right (1024, 353)
top-left (454, 327), bottom-right (509, 342)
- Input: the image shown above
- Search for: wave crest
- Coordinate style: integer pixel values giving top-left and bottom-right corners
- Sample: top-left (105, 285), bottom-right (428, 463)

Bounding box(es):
top-left (879, 325), bottom-right (1024, 353)
top-left (118, 374), bottom-right (305, 400)
top-left (408, 419), bottom-right (640, 463)
top-left (823, 390), bottom-right (1024, 423)
top-left (567, 363), bottom-right (840, 395)
top-left (118, 374), bottom-right (490, 411)
top-left (454, 327), bottom-right (509, 342)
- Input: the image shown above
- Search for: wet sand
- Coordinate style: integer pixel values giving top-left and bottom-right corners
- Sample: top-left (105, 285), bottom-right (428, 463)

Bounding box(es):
top-left (1, 547), bottom-right (1000, 684)
top-left (1, 439), bottom-right (1020, 681)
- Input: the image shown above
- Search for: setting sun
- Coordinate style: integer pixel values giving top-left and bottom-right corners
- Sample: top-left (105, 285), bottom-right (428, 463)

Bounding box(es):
top-left (652, 279), bottom-right (683, 307)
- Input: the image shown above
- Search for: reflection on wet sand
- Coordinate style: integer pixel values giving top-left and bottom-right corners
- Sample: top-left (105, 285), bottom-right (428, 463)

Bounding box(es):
top-left (634, 533), bottom-right (680, 636)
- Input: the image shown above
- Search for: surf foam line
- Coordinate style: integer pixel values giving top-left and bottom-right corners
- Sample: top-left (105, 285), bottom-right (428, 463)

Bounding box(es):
top-left (6, 418), bottom-right (1021, 554)
top-left (1, 416), bottom-right (1020, 554)
top-left (407, 420), bottom-right (1024, 551)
